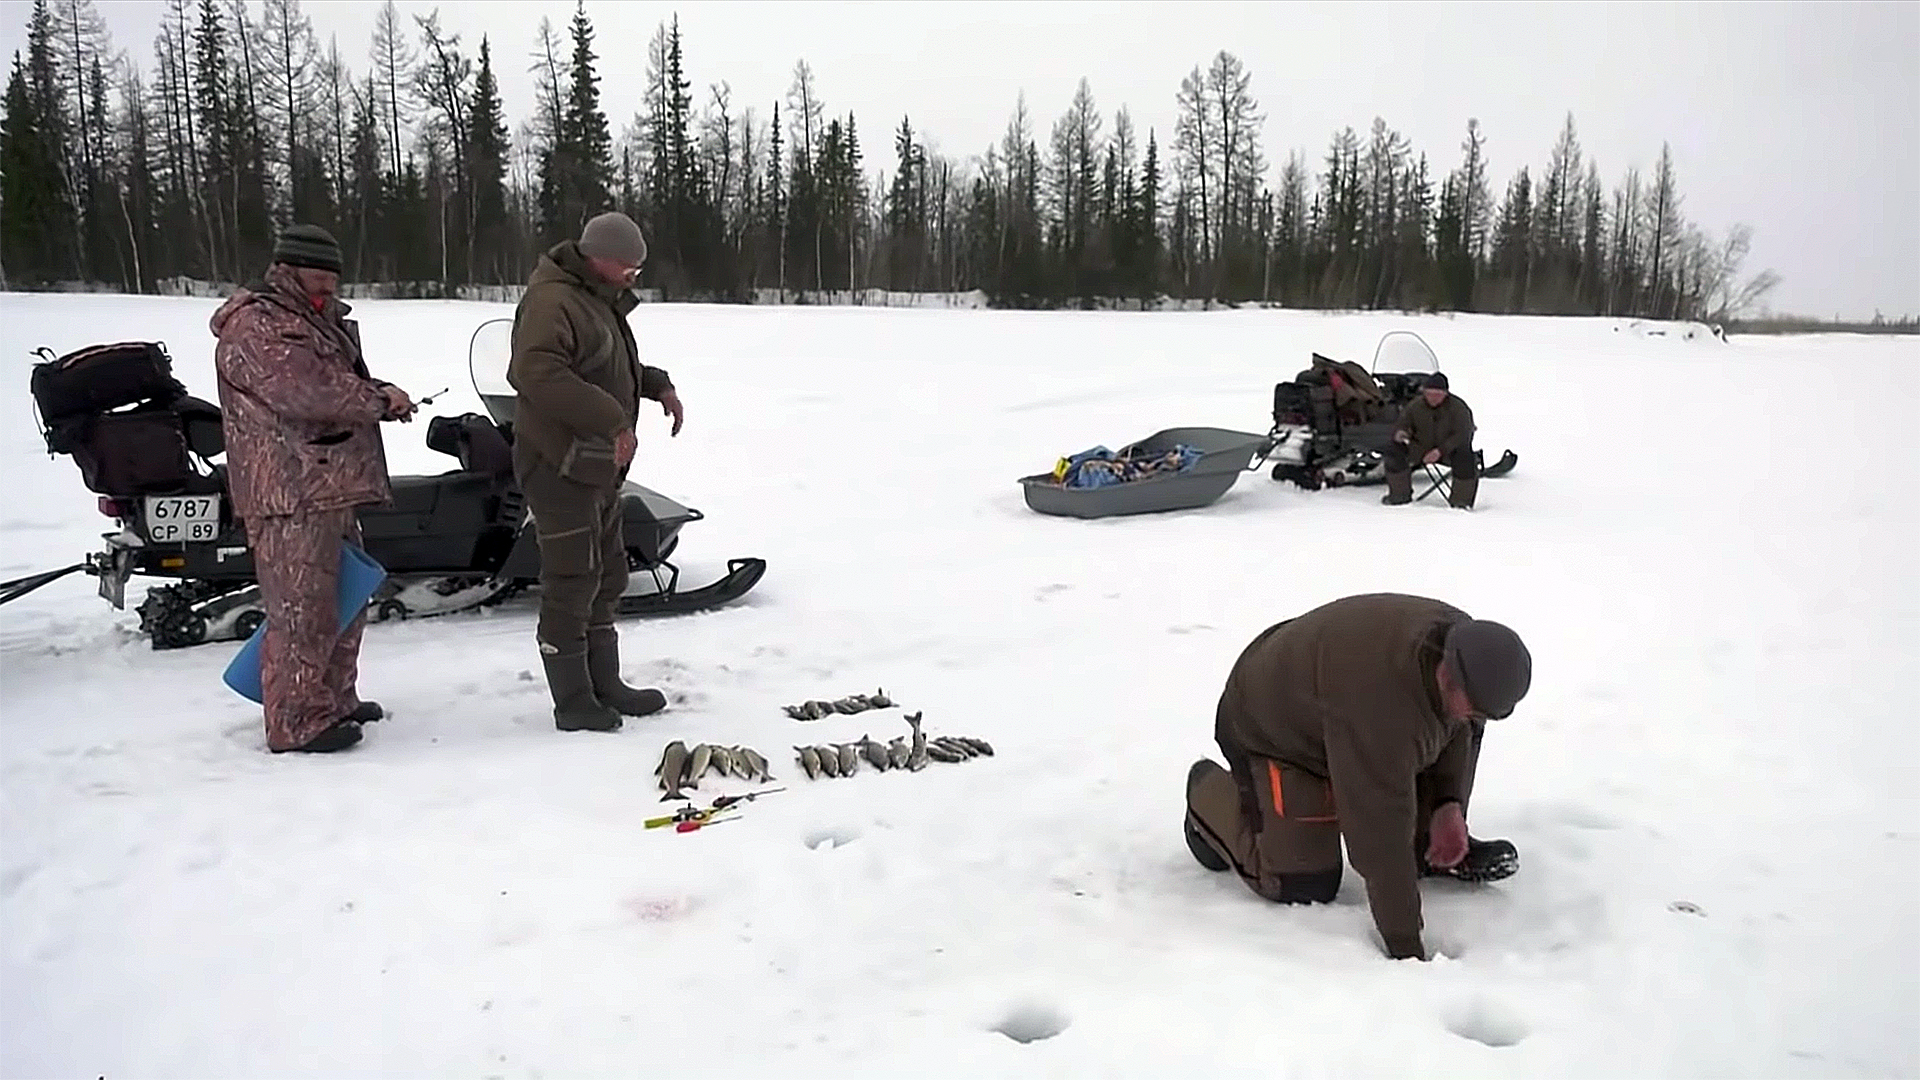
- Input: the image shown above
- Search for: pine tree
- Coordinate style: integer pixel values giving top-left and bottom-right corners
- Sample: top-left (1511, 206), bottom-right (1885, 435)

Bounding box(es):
top-left (2, 51), bottom-right (75, 283)
top-left (466, 35), bottom-right (509, 283)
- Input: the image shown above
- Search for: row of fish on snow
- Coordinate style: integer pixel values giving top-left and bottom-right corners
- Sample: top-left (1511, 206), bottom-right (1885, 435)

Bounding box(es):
top-left (653, 708), bottom-right (995, 800)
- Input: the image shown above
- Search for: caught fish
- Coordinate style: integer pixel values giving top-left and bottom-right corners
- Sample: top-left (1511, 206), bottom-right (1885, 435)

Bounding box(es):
top-left (836, 742), bottom-right (860, 776)
top-left (925, 740), bottom-right (962, 763)
top-left (858, 735), bottom-right (891, 771)
top-left (831, 695), bottom-right (870, 715)
top-left (686, 744), bottom-right (712, 789)
top-left (744, 747), bottom-right (773, 782)
top-left (956, 736), bottom-right (995, 756)
top-left (933, 736), bottom-right (974, 759)
top-left (795, 745), bottom-right (822, 779)
top-left (810, 737), bottom-right (840, 772)
top-left (724, 746), bottom-right (753, 780)
top-left (887, 736), bottom-right (910, 769)
top-left (658, 740), bottom-right (691, 798)
top-left (906, 712), bottom-right (928, 771)
top-left (869, 687), bottom-right (894, 709)
top-left (708, 746), bottom-right (735, 778)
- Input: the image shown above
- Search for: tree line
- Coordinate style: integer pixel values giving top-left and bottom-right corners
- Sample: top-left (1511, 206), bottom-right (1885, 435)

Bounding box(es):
top-left (1, 0), bottom-right (1784, 323)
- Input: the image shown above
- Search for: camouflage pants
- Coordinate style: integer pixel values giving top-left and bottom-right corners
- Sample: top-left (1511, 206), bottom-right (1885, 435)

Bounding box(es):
top-left (249, 508), bottom-right (366, 751)
top-left (517, 453), bottom-right (628, 656)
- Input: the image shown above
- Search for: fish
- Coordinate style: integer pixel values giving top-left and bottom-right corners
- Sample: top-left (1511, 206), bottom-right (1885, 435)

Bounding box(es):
top-left (956, 736), bottom-right (995, 756)
top-left (869, 687), bottom-right (894, 708)
top-left (887, 736), bottom-right (910, 769)
top-left (832, 695), bottom-right (870, 715)
top-left (858, 735), bottom-right (891, 771)
top-left (836, 742), bottom-right (860, 776)
top-left (815, 745), bottom-right (841, 778)
top-left (906, 712), bottom-right (929, 771)
top-left (724, 746), bottom-right (753, 780)
top-left (925, 740), bottom-right (962, 763)
top-left (933, 736), bottom-right (974, 759)
top-left (686, 744), bottom-right (712, 789)
top-left (658, 740), bottom-right (691, 798)
top-left (744, 747), bottom-right (773, 782)
top-left (708, 746), bottom-right (735, 778)
top-left (795, 745), bottom-right (822, 779)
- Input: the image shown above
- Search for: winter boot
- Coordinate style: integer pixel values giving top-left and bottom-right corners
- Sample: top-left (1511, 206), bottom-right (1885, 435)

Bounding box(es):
top-left (272, 719), bottom-right (364, 754)
top-left (1422, 835), bottom-right (1518, 882)
top-left (585, 626), bottom-right (667, 718)
top-left (347, 701), bottom-right (384, 723)
top-left (541, 647), bottom-right (624, 732)
top-left (1381, 468), bottom-right (1413, 505)
top-left (1184, 759), bottom-right (1231, 872)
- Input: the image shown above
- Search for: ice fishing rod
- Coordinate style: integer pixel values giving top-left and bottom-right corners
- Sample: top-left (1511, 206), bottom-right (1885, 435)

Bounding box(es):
top-left (643, 787), bottom-right (789, 832)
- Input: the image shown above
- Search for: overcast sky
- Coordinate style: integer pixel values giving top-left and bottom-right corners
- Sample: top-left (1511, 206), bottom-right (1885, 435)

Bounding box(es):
top-left (5, 0), bottom-right (1915, 319)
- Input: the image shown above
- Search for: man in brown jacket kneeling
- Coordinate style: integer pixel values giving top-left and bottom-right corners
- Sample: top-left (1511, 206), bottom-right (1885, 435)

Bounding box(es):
top-left (508, 211), bottom-right (685, 732)
top-left (1184, 593), bottom-right (1532, 961)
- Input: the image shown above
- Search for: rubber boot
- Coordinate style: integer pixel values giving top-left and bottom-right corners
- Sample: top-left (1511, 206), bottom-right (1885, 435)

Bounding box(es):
top-left (585, 626), bottom-right (667, 718)
top-left (1382, 468), bottom-right (1413, 505)
top-left (542, 648), bottom-right (623, 732)
top-left (1184, 759), bottom-right (1231, 872)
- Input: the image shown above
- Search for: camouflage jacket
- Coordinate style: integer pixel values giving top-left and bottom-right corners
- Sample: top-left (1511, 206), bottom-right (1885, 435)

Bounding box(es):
top-left (210, 264), bottom-right (396, 519)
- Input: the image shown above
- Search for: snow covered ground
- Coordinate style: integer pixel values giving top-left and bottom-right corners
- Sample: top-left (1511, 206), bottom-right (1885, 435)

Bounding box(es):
top-left (1, 292), bottom-right (1915, 1078)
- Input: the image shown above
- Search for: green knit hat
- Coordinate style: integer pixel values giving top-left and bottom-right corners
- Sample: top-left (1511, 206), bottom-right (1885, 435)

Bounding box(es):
top-left (273, 223), bottom-right (344, 274)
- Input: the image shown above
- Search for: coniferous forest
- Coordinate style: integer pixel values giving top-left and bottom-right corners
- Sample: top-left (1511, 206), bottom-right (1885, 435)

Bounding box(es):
top-left (2, 0), bottom-right (1795, 324)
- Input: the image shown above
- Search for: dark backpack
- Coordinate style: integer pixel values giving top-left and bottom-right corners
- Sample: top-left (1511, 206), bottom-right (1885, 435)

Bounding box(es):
top-left (30, 341), bottom-right (222, 497)
top-left (426, 412), bottom-right (514, 477)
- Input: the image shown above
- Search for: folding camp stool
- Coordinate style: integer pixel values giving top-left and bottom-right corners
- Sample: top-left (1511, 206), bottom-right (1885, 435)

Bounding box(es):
top-left (1417, 462), bottom-right (1452, 503)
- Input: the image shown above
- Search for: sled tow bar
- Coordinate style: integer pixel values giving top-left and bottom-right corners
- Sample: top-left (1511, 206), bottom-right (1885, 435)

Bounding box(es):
top-left (0, 563), bottom-right (88, 607)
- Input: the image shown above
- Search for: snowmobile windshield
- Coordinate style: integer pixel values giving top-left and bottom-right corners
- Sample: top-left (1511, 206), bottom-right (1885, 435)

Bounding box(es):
top-left (1370, 330), bottom-right (1440, 376)
top-left (467, 317), bottom-right (517, 428)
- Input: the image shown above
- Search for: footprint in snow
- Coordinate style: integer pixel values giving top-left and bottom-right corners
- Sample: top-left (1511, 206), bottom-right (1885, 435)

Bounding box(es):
top-left (1442, 997), bottom-right (1529, 1048)
top-left (991, 1002), bottom-right (1071, 1044)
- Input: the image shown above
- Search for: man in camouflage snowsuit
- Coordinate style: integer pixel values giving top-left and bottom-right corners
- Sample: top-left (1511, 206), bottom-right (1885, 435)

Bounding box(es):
top-left (1383, 372), bottom-right (1479, 508)
top-left (507, 211), bottom-right (685, 732)
top-left (211, 224), bottom-right (416, 753)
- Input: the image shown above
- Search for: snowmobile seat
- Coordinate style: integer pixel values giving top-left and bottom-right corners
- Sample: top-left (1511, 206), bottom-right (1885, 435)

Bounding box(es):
top-left (357, 471), bottom-right (509, 572)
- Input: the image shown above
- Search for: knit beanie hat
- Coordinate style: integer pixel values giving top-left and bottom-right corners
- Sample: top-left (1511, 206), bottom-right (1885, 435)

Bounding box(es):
top-left (272, 224), bottom-right (344, 274)
top-left (578, 211), bottom-right (648, 266)
top-left (1442, 619), bottom-right (1532, 719)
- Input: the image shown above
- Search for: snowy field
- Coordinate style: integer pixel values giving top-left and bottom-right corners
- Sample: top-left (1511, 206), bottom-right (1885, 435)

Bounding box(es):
top-left (1, 292), bottom-right (1915, 1079)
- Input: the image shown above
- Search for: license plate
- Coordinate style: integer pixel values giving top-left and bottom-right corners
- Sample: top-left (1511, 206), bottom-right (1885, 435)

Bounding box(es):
top-left (144, 494), bottom-right (222, 543)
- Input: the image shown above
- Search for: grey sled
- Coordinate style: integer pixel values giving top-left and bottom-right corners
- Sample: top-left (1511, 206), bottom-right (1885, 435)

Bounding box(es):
top-left (1019, 426), bottom-right (1270, 519)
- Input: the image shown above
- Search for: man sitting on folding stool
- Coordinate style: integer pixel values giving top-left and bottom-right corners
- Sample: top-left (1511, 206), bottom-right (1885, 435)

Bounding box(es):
top-left (1383, 373), bottom-right (1477, 509)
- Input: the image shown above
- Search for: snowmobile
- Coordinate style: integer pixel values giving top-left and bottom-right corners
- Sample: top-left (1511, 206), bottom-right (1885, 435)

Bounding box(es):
top-left (1252, 330), bottom-right (1518, 490)
top-left (10, 319), bottom-right (765, 649)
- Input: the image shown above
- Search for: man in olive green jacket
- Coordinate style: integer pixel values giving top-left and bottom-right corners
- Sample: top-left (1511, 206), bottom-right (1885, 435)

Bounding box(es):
top-left (507, 211), bottom-right (686, 732)
top-left (1383, 372), bottom-right (1478, 508)
top-left (1184, 593), bottom-right (1532, 961)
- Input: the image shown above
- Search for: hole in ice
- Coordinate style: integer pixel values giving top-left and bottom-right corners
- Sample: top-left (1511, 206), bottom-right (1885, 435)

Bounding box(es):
top-left (992, 1002), bottom-right (1071, 1043)
top-left (1443, 998), bottom-right (1528, 1047)
top-left (805, 827), bottom-right (860, 850)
